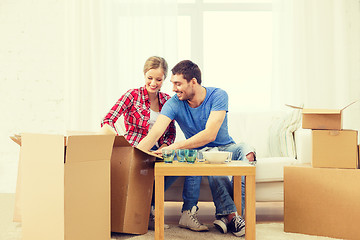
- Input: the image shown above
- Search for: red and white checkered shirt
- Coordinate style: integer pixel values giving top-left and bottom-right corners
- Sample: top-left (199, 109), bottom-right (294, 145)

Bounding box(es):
top-left (101, 86), bottom-right (176, 147)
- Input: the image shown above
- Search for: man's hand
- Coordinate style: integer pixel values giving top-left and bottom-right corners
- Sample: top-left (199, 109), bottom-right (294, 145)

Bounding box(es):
top-left (153, 142), bottom-right (179, 155)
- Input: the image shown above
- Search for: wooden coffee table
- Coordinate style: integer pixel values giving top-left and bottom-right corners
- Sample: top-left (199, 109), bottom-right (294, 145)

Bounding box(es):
top-left (154, 161), bottom-right (256, 240)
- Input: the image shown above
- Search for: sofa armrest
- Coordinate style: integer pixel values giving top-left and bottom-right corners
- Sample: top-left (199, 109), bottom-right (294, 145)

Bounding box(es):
top-left (294, 129), bottom-right (312, 164)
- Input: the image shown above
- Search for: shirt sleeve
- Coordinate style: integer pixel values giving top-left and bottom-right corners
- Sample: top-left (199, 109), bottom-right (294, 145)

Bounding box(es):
top-left (101, 89), bottom-right (134, 134)
top-left (211, 89), bottom-right (229, 112)
top-left (160, 96), bottom-right (177, 120)
top-left (157, 94), bottom-right (177, 146)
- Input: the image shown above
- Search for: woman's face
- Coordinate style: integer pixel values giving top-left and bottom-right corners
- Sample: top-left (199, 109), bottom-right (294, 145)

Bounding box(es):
top-left (144, 68), bottom-right (165, 94)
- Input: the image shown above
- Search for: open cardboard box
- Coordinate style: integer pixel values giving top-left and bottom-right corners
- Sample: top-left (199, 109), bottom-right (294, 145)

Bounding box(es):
top-left (110, 135), bottom-right (159, 234)
top-left (99, 124), bottom-right (161, 233)
top-left (11, 132), bottom-right (161, 236)
top-left (286, 101), bottom-right (357, 130)
top-left (11, 133), bottom-right (115, 240)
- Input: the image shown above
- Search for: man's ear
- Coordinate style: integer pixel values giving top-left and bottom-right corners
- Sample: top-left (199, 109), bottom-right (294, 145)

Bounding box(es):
top-left (191, 78), bottom-right (197, 85)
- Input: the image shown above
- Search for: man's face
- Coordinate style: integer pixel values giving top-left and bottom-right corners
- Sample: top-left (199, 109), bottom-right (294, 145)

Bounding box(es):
top-left (171, 74), bottom-right (195, 101)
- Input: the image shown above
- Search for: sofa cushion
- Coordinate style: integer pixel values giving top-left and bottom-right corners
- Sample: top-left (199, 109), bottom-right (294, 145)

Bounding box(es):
top-left (255, 157), bottom-right (296, 182)
top-left (227, 111), bottom-right (286, 158)
top-left (256, 181), bottom-right (284, 202)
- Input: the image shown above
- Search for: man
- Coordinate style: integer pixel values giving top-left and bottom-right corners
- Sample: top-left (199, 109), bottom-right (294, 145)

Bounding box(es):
top-left (137, 60), bottom-right (255, 237)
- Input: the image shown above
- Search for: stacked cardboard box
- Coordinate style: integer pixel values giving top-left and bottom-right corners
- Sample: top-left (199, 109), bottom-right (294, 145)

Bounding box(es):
top-left (284, 103), bottom-right (360, 239)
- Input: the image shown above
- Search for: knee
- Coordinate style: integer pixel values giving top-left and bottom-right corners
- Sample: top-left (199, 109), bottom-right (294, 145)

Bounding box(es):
top-left (246, 152), bottom-right (255, 161)
top-left (184, 176), bottom-right (202, 185)
top-left (208, 176), bottom-right (229, 185)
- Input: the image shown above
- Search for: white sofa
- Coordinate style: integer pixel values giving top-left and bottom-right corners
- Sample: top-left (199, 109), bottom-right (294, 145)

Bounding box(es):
top-left (164, 110), bottom-right (311, 202)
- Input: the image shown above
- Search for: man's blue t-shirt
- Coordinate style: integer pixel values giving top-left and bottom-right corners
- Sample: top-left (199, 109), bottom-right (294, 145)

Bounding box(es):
top-left (160, 87), bottom-right (234, 148)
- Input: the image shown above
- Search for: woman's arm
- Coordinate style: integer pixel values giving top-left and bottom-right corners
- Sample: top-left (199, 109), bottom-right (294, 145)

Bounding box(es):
top-left (101, 89), bottom-right (134, 134)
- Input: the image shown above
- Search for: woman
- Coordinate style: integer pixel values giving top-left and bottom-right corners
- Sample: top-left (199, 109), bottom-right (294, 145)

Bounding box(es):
top-left (101, 56), bottom-right (176, 149)
top-left (101, 56), bottom-right (178, 230)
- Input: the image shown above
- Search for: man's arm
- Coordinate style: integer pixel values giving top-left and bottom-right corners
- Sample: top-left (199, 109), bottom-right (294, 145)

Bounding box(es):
top-left (137, 114), bottom-right (172, 151)
top-left (162, 110), bottom-right (226, 151)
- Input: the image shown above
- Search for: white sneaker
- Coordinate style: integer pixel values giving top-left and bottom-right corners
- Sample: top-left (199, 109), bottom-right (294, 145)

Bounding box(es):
top-left (179, 206), bottom-right (209, 232)
top-left (213, 216), bottom-right (229, 234)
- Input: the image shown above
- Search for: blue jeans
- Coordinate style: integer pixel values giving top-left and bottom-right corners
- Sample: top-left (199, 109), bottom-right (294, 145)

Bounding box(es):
top-left (150, 145), bottom-right (202, 212)
top-left (151, 176), bottom-right (201, 211)
top-left (203, 143), bottom-right (255, 217)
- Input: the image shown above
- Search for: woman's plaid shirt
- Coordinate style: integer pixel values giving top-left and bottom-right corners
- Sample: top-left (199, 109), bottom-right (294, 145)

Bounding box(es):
top-left (101, 86), bottom-right (176, 147)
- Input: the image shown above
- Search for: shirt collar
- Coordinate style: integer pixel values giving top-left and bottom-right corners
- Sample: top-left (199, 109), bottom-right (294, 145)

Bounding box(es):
top-left (140, 86), bottom-right (150, 103)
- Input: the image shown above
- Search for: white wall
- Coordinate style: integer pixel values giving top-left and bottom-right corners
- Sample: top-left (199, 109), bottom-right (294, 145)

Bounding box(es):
top-left (1, 1), bottom-right (359, 194)
top-left (0, 0), bottom-right (66, 192)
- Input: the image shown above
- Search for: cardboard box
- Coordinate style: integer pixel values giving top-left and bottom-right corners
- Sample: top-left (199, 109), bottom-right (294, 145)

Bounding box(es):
top-left (14, 133), bottom-right (114, 240)
top-left (110, 136), bottom-right (157, 234)
top-left (286, 101), bottom-right (357, 130)
top-left (312, 129), bottom-right (358, 169)
top-left (284, 165), bottom-right (360, 239)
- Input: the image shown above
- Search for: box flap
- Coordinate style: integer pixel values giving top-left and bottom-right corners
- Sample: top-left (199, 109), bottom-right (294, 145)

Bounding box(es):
top-left (287, 100), bottom-right (358, 114)
top-left (66, 135), bottom-right (115, 163)
top-left (285, 104), bottom-right (303, 110)
top-left (11, 134), bottom-right (68, 146)
top-left (66, 130), bottom-right (99, 135)
top-left (341, 100), bottom-right (358, 111)
top-left (135, 147), bottom-right (162, 158)
top-left (302, 109), bottom-right (341, 114)
top-left (113, 135), bottom-right (132, 147)
top-left (20, 133), bottom-right (65, 239)
top-left (112, 136), bottom-right (162, 158)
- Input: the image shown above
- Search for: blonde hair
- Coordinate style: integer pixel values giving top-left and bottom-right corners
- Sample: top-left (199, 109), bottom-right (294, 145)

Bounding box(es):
top-left (143, 56), bottom-right (168, 79)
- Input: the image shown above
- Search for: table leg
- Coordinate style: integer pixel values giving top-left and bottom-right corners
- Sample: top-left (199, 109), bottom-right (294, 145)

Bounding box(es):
top-left (155, 175), bottom-right (164, 240)
top-left (245, 175), bottom-right (256, 240)
top-left (233, 176), bottom-right (242, 215)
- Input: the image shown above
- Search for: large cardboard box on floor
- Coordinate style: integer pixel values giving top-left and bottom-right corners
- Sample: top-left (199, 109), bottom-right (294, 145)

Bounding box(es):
top-left (312, 129), bottom-right (358, 169)
top-left (14, 133), bottom-right (114, 240)
top-left (111, 136), bottom-right (157, 234)
top-left (287, 101), bottom-right (357, 130)
top-left (284, 165), bottom-right (360, 239)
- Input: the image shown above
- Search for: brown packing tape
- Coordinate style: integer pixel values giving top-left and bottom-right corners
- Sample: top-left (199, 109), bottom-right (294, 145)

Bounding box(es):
top-left (10, 136), bottom-right (21, 146)
top-left (329, 130), bottom-right (340, 136)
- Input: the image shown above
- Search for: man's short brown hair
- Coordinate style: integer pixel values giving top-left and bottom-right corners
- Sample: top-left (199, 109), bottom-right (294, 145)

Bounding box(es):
top-left (171, 60), bottom-right (202, 84)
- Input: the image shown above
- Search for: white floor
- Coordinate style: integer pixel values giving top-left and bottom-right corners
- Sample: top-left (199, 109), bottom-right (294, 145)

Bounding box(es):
top-left (1, 194), bottom-right (341, 240)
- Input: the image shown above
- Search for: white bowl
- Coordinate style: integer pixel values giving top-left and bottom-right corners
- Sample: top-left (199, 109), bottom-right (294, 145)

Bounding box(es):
top-left (202, 151), bottom-right (232, 164)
